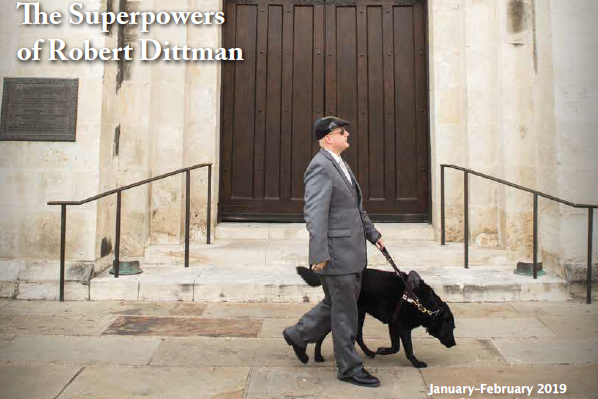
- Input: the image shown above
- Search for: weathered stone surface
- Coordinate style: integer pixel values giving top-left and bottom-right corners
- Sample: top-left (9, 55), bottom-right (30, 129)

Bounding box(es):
top-left (0, 336), bottom-right (161, 365)
top-left (421, 365), bottom-right (598, 399)
top-left (151, 337), bottom-right (504, 368)
top-left (203, 302), bottom-right (313, 319)
top-left (0, 314), bottom-right (116, 337)
top-left (246, 367), bottom-right (428, 399)
top-left (168, 302), bottom-right (208, 316)
top-left (453, 318), bottom-right (555, 338)
top-left (58, 366), bottom-right (249, 399)
top-left (539, 316), bottom-right (598, 338)
top-left (90, 272), bottom-right (142, 301)
top-left (0, 363), bottom-right (81, 399)
top-left (103, 316), bottom-right (262, 338)
top-left (16, 281), bottom-right (89, 301)
top-left (493, 338), bottom-right (598, 365)
top-left (137, 265), bottom-right (204, 301)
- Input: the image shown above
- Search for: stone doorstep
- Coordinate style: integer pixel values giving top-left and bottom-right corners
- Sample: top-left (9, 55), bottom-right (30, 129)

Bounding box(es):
top-left (85, 264), bottom-right (569, 303)
top-left (142, 240), bottom-right (510, 268)
top-left (215, 222), bottom-right (436, 241)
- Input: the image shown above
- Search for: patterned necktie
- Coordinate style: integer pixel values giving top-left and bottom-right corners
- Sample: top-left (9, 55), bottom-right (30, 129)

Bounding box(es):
top-left (339, 158), bottom-right (352, 185)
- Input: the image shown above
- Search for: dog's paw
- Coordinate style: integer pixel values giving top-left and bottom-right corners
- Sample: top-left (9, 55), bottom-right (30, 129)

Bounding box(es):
top-left (314, 354), bottom-right (325, 362)
top-left (376, 347), bottom-right (399, 356)
top-left (412, 360), bottom-right (427, 368)
top-left (362, 349), bottom-right (376, 358)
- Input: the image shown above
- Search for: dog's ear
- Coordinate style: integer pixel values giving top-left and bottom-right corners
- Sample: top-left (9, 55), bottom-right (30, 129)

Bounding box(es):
top-left (406, 270), bottom-right (421, 291)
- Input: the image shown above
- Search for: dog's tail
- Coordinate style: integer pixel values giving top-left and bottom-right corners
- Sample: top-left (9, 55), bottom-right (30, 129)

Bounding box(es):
top-left (296, 266), bottom-right (321, 287)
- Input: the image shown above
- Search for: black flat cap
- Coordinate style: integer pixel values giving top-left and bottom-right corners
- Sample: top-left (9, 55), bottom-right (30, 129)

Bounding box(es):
top-left (313, 116), bottom-right (350, 140)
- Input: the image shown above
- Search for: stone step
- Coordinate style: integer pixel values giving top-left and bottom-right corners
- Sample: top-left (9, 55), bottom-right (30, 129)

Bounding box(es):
top-left (142, 240), bottom-right (510, 268)
top-left (88, 264), bottom-right (568, 302)
top-left (214, 222), bottom-right (436, 241)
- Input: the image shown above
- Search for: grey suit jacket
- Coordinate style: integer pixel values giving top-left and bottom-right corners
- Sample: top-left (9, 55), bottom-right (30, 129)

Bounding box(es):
top-left (304, 148), bottom-right (381, 275)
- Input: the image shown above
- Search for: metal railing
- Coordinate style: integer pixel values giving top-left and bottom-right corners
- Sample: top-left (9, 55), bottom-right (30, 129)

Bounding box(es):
top-left (48, 163), bottom-right (213, 302)
top-left (440, 164), bottom-right (597, 304)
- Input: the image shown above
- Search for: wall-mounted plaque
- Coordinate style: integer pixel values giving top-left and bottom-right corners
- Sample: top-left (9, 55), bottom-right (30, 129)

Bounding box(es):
top-left (0, 78), bottom-right (78, 142)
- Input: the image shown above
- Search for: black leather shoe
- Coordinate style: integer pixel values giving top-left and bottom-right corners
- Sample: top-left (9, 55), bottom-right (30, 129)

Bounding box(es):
top-left (339, 369), bottom-right (380, 387)
top-left (283, 330), bottom-right (308, 364)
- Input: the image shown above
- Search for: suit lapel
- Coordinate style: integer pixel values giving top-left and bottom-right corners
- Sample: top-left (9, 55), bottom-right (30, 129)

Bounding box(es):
top-left (320, 149), bottom-right (358, 201)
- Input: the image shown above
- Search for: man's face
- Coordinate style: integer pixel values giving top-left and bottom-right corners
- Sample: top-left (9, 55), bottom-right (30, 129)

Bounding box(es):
top-left (327, 127), bottom-right (350, 152)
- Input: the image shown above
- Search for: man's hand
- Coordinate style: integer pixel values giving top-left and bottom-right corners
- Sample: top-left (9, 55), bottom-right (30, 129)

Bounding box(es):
top-left (375, 238), bottom-right (385, 251)
top-left (312, 261), bottom-right (327, 271)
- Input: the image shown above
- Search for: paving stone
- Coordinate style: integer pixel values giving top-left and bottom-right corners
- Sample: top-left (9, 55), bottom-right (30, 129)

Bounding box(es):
top-left (421, 365), bottom-right (598, 399)
top-left (203, 302), bottom-right (313, 319)
top-left (448, 302), bottom-right (519, 318)
top-left (493, 338), bottom-right (598, 365)
top-left (245, 366), bottom-right (428, 399)
top-left (0, 336), bottom-right (161, 365)
top-left (103, 316), bottom-right (262, 338)
top-left (454, 318), bottom-right (556, 338)
top-left (138, 266), bottom-right (204, 301)
top-left (260, 317), bottom-right (423, 340)
top-left (0, 363), bottom-right (81, 399)
top-left (150, 337), bottom-right (504, 368)
top-left (539, 316), bottom-right (598, 338)
top-left (0, 300), bottom-right (178, 316)
top-left (0, 300), bottom-right (9, 309)
top-left (0, 314), bottom-right (117, 337)
top-left (58, 365), bottom-right (249, 399)
top-left (508, 301), bottom-right (598, 317)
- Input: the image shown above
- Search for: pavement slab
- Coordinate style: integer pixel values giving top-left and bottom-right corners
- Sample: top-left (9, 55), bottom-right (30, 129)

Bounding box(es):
top-left (150, 337), bottom-right (504, 368)
top-left (0, 300), bottom-right (176, 316)
top-left (505, 301), bottom-right (598, 317)
top-left (245, 366), bottom-right (428, 399)
top-left (261, 316), bottom-right (556, 340)
top-left (493, 338), bottom-right (598, 365)
top-left (0, 314), bottom-right (117, 338)
top-left (103, 316), bottom-right (262, 338)
top-left (0, 299), bottom-right (9, 309)
top-left (421, 365), bottom-right (598, 399)
top-left (0, 363), bottom-right (82, 399)
top-left (0, 336), bottom-right (161, 365)
top-left (203, 302), bottom-right (313, 319)
top-left (57, 366), bottom-right (250, 399)
top-left (168, 302), bottom-right (208, 316)
top-left (538, 315), bottom-right (598, 338)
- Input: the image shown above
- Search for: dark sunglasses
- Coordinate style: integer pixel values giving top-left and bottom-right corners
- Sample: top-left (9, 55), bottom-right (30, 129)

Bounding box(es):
top-left (329, 127), bottom-right (347, 136)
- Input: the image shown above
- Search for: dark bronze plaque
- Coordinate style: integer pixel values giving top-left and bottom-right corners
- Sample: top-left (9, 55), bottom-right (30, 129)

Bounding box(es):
top-left (0, 78), bottom-right (78, 142)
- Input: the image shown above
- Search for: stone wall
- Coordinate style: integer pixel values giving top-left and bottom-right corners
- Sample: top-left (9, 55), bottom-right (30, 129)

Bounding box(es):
top-left (429, 0), bottom-right (597, 277)
top-left (0, 0), bottom-right (106, 262)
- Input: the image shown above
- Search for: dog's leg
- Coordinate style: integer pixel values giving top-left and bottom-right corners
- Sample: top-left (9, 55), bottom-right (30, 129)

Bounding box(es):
top-left (355, 307), bottom-right (376, 358)
top-left (376, 322), bottom-right (401, 355)
top-left (314, 335), bottom-right (326, 362)
top-left (399, 328), bottom-right (427, 368)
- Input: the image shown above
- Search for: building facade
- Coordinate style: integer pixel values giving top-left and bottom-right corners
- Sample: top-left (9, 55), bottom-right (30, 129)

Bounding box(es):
top-left (0, 0), bottom-right (596, 285)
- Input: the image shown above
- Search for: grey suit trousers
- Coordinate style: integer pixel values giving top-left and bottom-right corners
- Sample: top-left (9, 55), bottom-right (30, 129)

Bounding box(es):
top-left (285, 272), bottom-right (363, 378)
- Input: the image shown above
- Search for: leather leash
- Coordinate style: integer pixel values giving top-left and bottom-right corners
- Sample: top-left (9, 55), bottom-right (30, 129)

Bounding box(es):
top-left (379, 247), bottom-right (440, 322)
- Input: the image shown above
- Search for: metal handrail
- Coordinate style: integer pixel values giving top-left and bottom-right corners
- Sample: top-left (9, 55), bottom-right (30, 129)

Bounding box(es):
top-left (48, 163), bottom-right (213, 302)
top-left (440, 164), bottom-right (596, 304)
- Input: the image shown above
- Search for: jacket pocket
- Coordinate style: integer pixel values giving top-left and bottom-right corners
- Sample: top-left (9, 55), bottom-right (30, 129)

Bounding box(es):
top-left (328, 229), bottom-right (351, 238)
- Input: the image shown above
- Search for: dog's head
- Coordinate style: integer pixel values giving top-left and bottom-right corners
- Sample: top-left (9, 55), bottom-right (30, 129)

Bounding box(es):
top-left (407, 271), bottom-right (456, 348)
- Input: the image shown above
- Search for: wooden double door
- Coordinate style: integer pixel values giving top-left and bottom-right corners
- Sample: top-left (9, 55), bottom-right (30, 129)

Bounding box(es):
top-left (219, 0), bottom-right (430, 222)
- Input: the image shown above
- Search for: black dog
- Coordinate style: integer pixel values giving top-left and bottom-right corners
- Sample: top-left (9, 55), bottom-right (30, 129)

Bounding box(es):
top-left (296, 267), bottom-right (456, 368)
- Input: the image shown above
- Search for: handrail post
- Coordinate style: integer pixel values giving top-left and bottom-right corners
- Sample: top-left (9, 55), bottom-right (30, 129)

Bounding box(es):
top-left (588, 207), bottom-right (594, 304)
top-left (114, 191), bottom-right (122, 278)
top-left (185, 170), bottom-right (191, 268)
top-left (207, 164), bottom-right (212, 245)
top-left (533, 194), bottom-right (538, 279)
top-left (441, 165), bottom-right (446, 245)
top-left (59, 205), bottom-right (66, 302)
top-left (464, 171), bottom-right (469, 269)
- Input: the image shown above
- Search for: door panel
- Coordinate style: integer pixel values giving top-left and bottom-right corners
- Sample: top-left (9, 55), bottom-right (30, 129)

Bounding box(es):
top-left (220, 0), bottom-right (429, 222)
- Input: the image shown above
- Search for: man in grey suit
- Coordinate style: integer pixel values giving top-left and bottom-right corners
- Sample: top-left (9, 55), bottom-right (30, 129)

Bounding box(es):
top-left (283, 116), bottom-right (384, 388)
